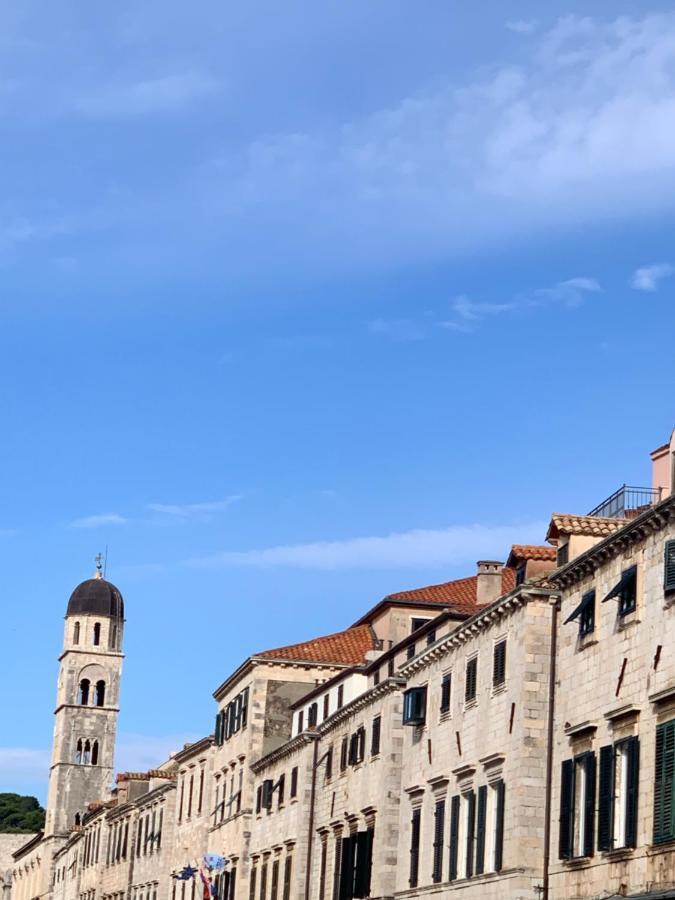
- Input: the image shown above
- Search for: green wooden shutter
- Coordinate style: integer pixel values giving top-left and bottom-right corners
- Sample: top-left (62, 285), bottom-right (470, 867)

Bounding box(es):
top-left (654, 721), bottom-right (675, 843)
top-left (432, 800), bottom-right (445, 883)
top-left (475, 786), bottom-right (487, 875)
top-left (583, 753), bottom-right (596, 858)
top-left (665, 541), bottom-right (675, 592)
top-left (597, 745), bottom-right (614, 851)
top-left (339, 834), bottom-right (355, 900)
top-left (332, 836), bottom-right (342, 900)
top-left (230, 868), bottom-right (237, 900)
top-left (364, 828), bottom-right (373, 898)
top-left (625, 737), bottom-right (640, 848)
top-left (559, 759), bottom-right (574, 859)
top-left (448, 796), bottom-right (460, 881)
top-left (282, 856), bottom-right (292, 900)
top-left (409, 809), bottom-right (421, 888)
top-left (494, 780), bottom-right (505, 872)
top-left (465, 791), bottom-right (476, 878)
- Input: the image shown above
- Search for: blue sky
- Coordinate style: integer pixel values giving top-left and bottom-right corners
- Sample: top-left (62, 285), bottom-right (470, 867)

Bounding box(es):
top-left (2, 1), bottom-right (675, 800)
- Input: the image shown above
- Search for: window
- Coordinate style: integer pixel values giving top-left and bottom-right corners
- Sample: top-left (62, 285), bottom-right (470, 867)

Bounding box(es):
top-left (464, 791), bottom-right (476, 878)
top-left (298, 711), bottom-right (304, 733)
top-left (318, 839), bottom-right (327, 900)
top-left (440, 673), bottom-right (451, 713)
top-left (95, 680), bottom-right (106, 707)
top-left (93, 623), bottom-right (101, 646)
top-left (654, 721), bottom-right (675, 843)
top-left (308, 703), bottom-right (318, 727)
top-left (323, 694), bottom-right (330, 720)
top-left (387, 658), bottom-right (395, 678)
top-left (260, 858), bottom-right (268, 900)
top-left (337, 685), bottom-right (344, 708)
top-left (290, 767), bottom-right (298, 799)
top-left (332, 834), bottom-right (342, 900)
top-left (603, 566), bottom-right (638, 617)
top-left (340, 737), bottom-right (348, 771)
top-left (278, 774), bottom-right (285, 807)
top-left (411, 618), bottom-right (430, 634)
top-left (565, 590), bottom-right (595, 637)
top-left (515, 564), bottom-right (527, 586)
top-left (557, 543), bottom-right (569, 567)
top-left (371, 717), bottom-right (381, 757)
top-left (282, 854), bottom-right (292, 900)
top-left (110, 625), bottom-right (118, 650)
top-left (271, 859), bottom-right (279, 900)
top-left (432, 800), bottom-right (445, 883)
top-left (91, 741), bottom-right (99, 766)
top-left (665, 540), bottom-right (675, 593)
top-left (409, 808), bottom-right (421, 887)
top-left (338, 830), bottom-right (373, 900)
top-left (475, 782), bottom-right (505, 874)
top-left (325, 747), bottom-right (333, 781)
top-left (426, 630), bottom-right (436, 646)
top-left (465, 657), bottom-right (478, 704)
top-left (249, 865), bottom-right (257, 900)
top-left (74, 622), bottom-right (80, 645)
top-left (403, 687), bottom-right (427, 726)
top-left (406, 643), bottom-right (415, 661)
top-left (598, 738), bottom-right (639, 850)
top-left (348, 727), bottom-right (365, 765)
top-left (559, 752), bottom-right (596, 859)
top-left (372, 669), bottom-right (380, 686)
top-left (78, 679), bottom-right (90, 706)
top-left (492, 640), bottom-right (506, 689)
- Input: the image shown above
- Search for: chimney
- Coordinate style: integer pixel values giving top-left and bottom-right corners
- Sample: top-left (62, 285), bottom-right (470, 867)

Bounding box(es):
top-left (476, 560), bottom-right (504, 605)
top-left (651, 429), bottom-right (675, 500)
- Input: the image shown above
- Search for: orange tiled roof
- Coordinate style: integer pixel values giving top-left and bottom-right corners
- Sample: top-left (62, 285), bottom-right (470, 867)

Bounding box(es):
top-left (256, 624), bottom-right (377, 666)
top-left (507, 544), bottom-right (557, 564)
top-left (383, 568), bottom-right (516, 613)
top-left (546, 514), bottom-right (624, 543)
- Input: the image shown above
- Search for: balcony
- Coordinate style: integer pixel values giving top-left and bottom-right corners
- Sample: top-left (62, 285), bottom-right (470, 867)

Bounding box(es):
top-left (588, 485), bottom-right (663, 519)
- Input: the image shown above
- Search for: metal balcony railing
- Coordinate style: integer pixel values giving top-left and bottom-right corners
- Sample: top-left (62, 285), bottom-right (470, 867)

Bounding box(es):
top-left (588, 485), bottom-right (663, 519)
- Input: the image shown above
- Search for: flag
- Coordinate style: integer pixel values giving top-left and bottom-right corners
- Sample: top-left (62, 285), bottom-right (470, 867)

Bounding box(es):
top-left (199, 868), bottom-right (211, 900)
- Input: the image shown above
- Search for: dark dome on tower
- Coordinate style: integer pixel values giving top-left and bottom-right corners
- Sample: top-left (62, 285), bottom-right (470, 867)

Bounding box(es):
top-left (67, 576), bottom-right (124, 619)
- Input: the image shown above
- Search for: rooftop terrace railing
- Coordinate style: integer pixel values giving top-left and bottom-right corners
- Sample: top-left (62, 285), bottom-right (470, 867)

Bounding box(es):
top-left (588, 484), bottom-right (663, 519)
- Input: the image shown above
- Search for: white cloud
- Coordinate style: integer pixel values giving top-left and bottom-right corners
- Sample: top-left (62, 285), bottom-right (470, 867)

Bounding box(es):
top-left (506, 20), bottom-right (537, 35)
top-left (147, 496), bottom-right (241, 518)
top-left (70, 513), bottom-right (128, 529)
top-left (631, 263), bottom-right (674, 291)
top-left (185, 521), bottom-right (547, 570)
top-left (76, 72), bottom-right (220, 118)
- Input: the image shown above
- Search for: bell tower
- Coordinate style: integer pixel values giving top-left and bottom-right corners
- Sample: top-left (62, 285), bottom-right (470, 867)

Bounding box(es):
top-left (44, 561), bottom-right (125, 836)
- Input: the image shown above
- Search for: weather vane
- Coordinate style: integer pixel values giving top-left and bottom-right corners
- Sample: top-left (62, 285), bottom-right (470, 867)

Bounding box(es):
top-left (95, 553), bottom-right (103, 578)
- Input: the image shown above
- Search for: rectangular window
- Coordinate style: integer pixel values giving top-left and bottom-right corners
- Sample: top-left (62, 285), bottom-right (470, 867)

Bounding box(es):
top-left (277, 774), bottom-right (285, 808)
top-left (440, 673), bottom-right (451, 713)
top-left (559, 753), bottom-right (596, 859)
top-left (290, 767), bottom-right (298, 798)
top-left (492, 640), bottom-right (506, 689)
top-left (599, 738), bottom-right (639, 850)
top-left (332, 834), bottom-right (342, 900)
top-left (464, 791), bottom-right (476, 878)
top-left (665, 540), bottom-right (675, 593)
top-left (271, 862), bottom-right (279, 900)
top-left (249, 867), bottom-right (257, 900)
top-left (337, 685), bottom-right (344, 709)
top-left (353, 829), bottom-right (373, 899)
top-left (409, 808), bottom-right (421, 888)
top-left (282, 855), bottom-right (292, 900)
top-left (325, 747), bottom-right (333, 781)
top-left (371, 717), bottom-right (381, 757)
top-left (372, 669), bottom-right (380, 686)
top-left (323, 694), bottom-right (330, 720)
top-left (411, 618), bottom-right (430, 634)
top-left (654, 720), bottom-right (675, 844)
top-left (403, 687), bottom-right (427, 726)
top-left (308, 703), bottom-right (318, 727)
top-left (406, 643), bottom-right (415, 661)
top-left (340, 737), bottom-right (348, 771)
top-left (318, 840), bottom-right (327, 900)
top-left (260, 860), bottom-right (268, 900)
top-left (516, 563), bottom-right (527, 586)
top-left (579, 591), bottom-right (595, 636)
top-left (387, 658), bottom-right (395, 678)
top-left (618, 567), bottom-right (637, 616)
top-left (557, 542), bottom-right (569, 567)
top-left (426, 629), bottom-right (436, 646)
top-left (298, 711), bottom-right (304, 733)
top-left (465, 657), bottom-right (478, 704)
top-left (432, 800), bottom-right (445, 883)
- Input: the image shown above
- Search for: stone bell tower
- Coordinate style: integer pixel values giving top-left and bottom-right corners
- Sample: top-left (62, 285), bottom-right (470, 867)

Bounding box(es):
top-left (44, 561), bottom-right (125, 836)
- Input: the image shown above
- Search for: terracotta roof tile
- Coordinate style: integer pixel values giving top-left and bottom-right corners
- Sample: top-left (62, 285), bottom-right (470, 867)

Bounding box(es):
top-left (256, 624), bottom-right (377, 666)
top-left (506, 544), bottom-right (557, 566)
top-left (383, 568), bottom-right (516, 613)
top-left (546, 514), bottom-right (625, 543)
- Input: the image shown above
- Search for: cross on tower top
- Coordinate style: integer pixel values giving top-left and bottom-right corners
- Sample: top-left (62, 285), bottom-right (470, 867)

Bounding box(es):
top-left (95, 553), bottom-right (104, 579)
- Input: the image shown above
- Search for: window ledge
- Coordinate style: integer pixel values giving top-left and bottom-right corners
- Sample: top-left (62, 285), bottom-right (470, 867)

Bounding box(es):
top-left (439, 710), bottom-right (451, 722)
top-left (577, 637), bottom-right (598, 652)
top-left (464, 700), bottom-right (478, 711)
top-left (617, 613), bottom-right (640, 630)
top-left (491, 684), bottom-right (507, 697)
top-left (562, 856), bottom-right (592, 868)
top-left (602, 847), bottom-right (634, 860)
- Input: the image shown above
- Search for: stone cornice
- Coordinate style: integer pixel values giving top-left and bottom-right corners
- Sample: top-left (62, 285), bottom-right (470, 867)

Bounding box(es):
top-left (400, 585), bottom-right (557, 677)
top-left (174, 735), bottom-right (213, 764)
top-left (250, 732), bottom-right (317, 773)
top-left (551, 496), bottom-right (675, 589)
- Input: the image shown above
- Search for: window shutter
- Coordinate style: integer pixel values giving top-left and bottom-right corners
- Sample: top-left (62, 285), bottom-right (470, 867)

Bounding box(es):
top-left (364, 828), bottom-right (373, 898)
top-left (241, 688), bottom-right (249, 728)
top-left (340, 737), bottom-right (348, 771)
top-left (559, 759), bottom-right (574, 859)
top-left (597, 745), bottom-right (614, 851)
top-left (339, 835), bottom-right (356, 900)
top-left (249, 868), bottom-right (257, 900)
top-left (493, 641), bottom-right (506, 688)
top-left (282, 856), bottom-right (292, 900)
top-left (215, 712), bottom-right (222, 746)
top-left (440, 674), bottom-right (451, 713)
top-left (465, 791), bottom-right (476, 878)
top-left (278, 774), bottom-right (285, 807)
top-left (353, 831), bottom-right (371, 899)
top-left (371, 717), bottom-right (381, 757)
top-left (270, 860), bottom-right (279, 900)
top-left (624, 736), bottom-right (640, 848)
top-left (665, 541), bottom-right (675, 592)
top-left (475, 786), bottom-right (487, 875)
top-left (332, 835), bottom-right (342, 900)
top-left (229, 868), bottom-right (236, 900)
top-left (654, 722), bottom-right (675, 844)
top-left (494, 780), bottom-right (505, 872)
top-left (256, 785), bottom-right (262, 815)
top-left (583, 753), bottom-right (596, 858)
top-left (290, 767), bottom-right (298, 798)
top-left (432, 800), bottom-right (445, 883)
top-left (448, 796), bottom-right (460, 881)
top-left (409, 808), bottom-right (421, 888)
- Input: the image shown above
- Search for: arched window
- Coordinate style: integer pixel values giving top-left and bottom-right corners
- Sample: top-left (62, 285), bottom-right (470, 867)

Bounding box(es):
top-left (78, 679), bottom-right (90, 705)
top-left (83, 740), bottom-right (91, 765)
top-left (110, 625), bottom-right (118, 650)
top-left (93, 623), bottom-right (101, 646)
top-left (74, 813), bottom-right (81, 827)
top-left (92, 741), bottom-right (99, 766)
top-left (73, 622), bottom-right (80, 645)
top-left (95, 681), bottom-right (105, 707)
top-left (75, 739), bottom-right (83, 765)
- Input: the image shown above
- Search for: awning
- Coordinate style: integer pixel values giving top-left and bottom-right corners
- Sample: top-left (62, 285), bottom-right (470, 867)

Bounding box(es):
top-left (564, 591), bottom-right (594, 625)
top-left (602, 566), bottom-right (637, 603)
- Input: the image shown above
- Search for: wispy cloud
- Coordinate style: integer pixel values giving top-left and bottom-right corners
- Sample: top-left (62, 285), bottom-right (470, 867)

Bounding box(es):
top-left (632, 263), bottom-right (674, 292)
top-left (70, 513), bottom-right (128, 529)
top-left (184, 521), bottom-right (546, 570)
top-left (147, 496), bottom-right (241, 518)
top-left (506, 20), bottom-right (537, 35)
top-left (440, 277), bottom-right (601, 332)
top-left (76, 72), bottom-right (221, 119)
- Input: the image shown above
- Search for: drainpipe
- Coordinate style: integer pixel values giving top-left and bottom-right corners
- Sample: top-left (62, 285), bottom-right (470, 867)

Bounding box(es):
top-left (304, 734), bottom-right (320, 900)
top-left (542, 597), bottom-right (560, 900)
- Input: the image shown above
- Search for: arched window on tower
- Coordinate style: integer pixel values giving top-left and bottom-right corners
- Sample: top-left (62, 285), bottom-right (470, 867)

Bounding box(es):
top-left (95, 680), bottom-right (105, 707)
top-left (73, 622), bottom-right (80, 645)
top-left (110, 625), bottom-right (118, 650)
top-left (78, 679), bottom-right (90, 705)
top-left (83, 740), bottom-right (91, 765)
top-left (75, 739), bottom-right (83, 765)
top-left (93, 623), bottom-right (101, 646)
top-left (92, 741), bottom-right (99, 766)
